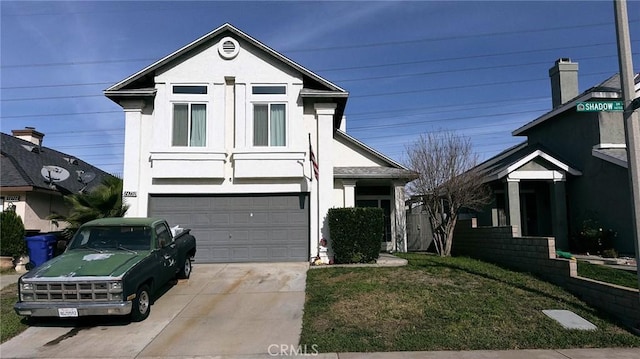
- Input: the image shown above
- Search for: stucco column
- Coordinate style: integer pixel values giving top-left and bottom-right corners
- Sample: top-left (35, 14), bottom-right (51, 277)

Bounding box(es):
top-left (314, 103), bottom-right (337, 262)
top-left (121, 100), bottom-right (146, 217)
top-left (551, 179), bottom-right (569, 250)
top-left (506, 179), bottom-right (522, 236)
top-left (343, 180), bottom-right (357, 208)
top-left (490, 195), bottom-right (499, 226)
top-left (392, 181), bottom-right (407, 253)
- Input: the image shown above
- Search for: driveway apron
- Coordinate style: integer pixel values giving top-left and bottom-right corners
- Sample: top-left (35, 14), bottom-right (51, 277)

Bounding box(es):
top-left (0, 262), bottom-right (309, 358)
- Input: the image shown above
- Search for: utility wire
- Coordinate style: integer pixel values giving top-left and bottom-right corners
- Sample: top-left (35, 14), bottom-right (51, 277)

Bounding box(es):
top-left (0, 68), bottom-right (614, 103)
top-left (3, 18), bottom-right (637, 69)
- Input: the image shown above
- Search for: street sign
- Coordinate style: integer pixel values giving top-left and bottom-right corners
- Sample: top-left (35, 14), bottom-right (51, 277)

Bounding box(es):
top-left (576, 101), bottom-right (624, 112)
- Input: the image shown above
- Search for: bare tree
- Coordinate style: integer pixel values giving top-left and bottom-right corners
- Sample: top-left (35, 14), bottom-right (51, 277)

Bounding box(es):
top-left (406, 131), bottom-right (490, 256)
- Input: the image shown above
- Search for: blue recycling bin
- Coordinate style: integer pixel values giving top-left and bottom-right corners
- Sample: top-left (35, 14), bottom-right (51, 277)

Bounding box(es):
top-left (25, 234), bottom-right (57, 267)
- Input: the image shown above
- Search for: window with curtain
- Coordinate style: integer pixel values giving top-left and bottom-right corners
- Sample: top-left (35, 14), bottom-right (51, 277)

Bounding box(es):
top-left (253, 103), bottom-right (286, 147)
top-left (172, 103), bottom-right (206, 147)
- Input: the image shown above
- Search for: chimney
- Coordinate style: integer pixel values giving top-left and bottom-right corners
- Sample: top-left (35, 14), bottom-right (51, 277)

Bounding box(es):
top-left (549, 58), bottom-right (579, 108)
top-left (12, 127), bottom-right (45, 147)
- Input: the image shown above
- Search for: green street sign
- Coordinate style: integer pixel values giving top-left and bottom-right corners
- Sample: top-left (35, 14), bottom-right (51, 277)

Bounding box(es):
top-left (576, 101), bottom-right (624, 112)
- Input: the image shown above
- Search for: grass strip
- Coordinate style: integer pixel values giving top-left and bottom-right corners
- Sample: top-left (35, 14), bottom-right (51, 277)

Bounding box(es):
top-left (300, 253), bottom-right (640, 352)
top-left (1, 283), bottom-right (28, 343)
top-left (577, 261), bottom-right (638, 289)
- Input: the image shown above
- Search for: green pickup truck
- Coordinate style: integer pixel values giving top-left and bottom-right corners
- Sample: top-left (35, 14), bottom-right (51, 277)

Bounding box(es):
top-left (14, 217), bottom-right (197, 321)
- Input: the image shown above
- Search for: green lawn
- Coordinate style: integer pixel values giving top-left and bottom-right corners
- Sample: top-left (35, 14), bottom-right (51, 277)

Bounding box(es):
top-left (577, 261), bottom-right (638, 289)
top-left (300, 253), bottom-right (640, 352)
top-left (1, 283), bottom-right (28, 343)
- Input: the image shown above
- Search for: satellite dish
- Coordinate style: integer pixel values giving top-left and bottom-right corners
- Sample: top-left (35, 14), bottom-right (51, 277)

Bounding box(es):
top-left (81, 172), bottom-right (96, 184)
top-left (41, 165), bottom-right (70, 183)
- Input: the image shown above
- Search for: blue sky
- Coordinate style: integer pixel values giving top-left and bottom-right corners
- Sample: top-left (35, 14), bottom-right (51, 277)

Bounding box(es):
top-left (1, 1), bottom-right (639, 175)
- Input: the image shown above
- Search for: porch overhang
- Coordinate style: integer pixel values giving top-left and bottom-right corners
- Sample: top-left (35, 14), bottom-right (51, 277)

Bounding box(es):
top-left (334, 167), bottom-right (419, 182)
top-left (479, 145), bottom-right (582, 184)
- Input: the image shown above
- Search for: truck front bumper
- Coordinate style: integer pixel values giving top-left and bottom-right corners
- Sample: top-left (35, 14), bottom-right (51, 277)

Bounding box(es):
top-left (14, 301), bottom-right (132, 317)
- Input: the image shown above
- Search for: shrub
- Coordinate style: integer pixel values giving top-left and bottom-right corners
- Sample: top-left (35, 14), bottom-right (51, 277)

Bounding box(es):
top-left (575, 216), bottom-right (617, 254)
top-left (327, 207), bottom-right (383, 264)
top-left (0, 211), bottom-right (27, 258)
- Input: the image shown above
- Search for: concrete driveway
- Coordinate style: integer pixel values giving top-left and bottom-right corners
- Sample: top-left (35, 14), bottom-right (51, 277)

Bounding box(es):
top-left (0, 262), bottom-right (309, 358)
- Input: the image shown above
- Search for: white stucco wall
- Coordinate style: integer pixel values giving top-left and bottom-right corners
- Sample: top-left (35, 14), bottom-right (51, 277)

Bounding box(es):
top-left (121, 35), bottom-right (320, 216)
top-left (117, 29), bottom-right (408, 261)
top-left (333, 134), bottom-right (388, 167)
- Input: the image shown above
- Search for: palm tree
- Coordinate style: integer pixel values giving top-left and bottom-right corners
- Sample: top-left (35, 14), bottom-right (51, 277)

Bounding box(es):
top-left (50, 177), bottom-right (129, 238)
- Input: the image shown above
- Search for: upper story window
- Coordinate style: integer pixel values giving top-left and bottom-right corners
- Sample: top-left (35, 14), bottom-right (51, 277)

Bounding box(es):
top-left (251, 85), bottom-right (287, 147)
top-left (252, 86), bottom-right (286, 95)
top-left (253, 104), bottom-right (286, 146)
top-left (173, 103), bottom-right (206, 147)
top-left (171, 85), bottom-right (208, 147)
top-left (173, 85), bottom-right (207, 94)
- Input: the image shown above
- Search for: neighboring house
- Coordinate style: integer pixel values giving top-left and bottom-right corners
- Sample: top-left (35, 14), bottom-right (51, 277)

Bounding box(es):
top-left (1, 128), bottom-right (115, 234)
top-left (104, 23), bottom-right (417, 263)
top-left (473, 58), bottom-right (640, 255)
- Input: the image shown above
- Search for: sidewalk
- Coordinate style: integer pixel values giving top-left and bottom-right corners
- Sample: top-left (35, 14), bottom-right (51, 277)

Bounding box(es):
top-left (0, 273), bottom-right (21, 290)
top-left (325, 348), bottom-right (640, 358)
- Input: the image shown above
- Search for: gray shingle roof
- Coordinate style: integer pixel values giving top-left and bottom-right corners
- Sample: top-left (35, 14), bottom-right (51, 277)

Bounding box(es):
top-left (334, 167), bottom-right (418, 180)
top-left (1, 132), bottom-right (114, 194)
top-left (474, 141), bottom-right (581, 183)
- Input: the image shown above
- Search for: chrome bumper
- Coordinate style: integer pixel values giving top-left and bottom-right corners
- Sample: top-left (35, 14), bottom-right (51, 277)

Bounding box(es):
top-left (14, 301), bottom-right (132, 317)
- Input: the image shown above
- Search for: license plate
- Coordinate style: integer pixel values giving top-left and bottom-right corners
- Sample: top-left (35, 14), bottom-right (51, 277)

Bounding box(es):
top-left (58, 308), bottom-right (78, 317)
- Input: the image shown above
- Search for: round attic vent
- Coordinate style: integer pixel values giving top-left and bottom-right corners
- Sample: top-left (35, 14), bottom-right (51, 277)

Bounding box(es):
top-left (218, 37), bottom-right (239, 60)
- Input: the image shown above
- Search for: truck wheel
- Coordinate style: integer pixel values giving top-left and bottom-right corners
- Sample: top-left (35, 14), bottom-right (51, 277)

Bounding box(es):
top-left (177, 257), bottom-right (192, 279)
top-left (131, 285), bottom-right (151, 322)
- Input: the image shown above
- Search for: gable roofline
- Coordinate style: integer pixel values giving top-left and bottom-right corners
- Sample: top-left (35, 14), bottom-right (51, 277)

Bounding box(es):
top-left (513, 73), bottom-right (640, 136)
top-left (496, 149), bottom-right (582, 179)
top-left (474, 141), bottom-right (581, 183)
top-left (335, 130), bottom-right (408, 170)
top-left (105, 23), bottom-right (347, 94)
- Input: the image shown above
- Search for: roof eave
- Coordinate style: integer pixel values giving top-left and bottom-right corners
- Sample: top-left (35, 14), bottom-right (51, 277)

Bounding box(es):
top-left (512, 91), bottom-right (622, 136)
top-left (592, 149), bottom-right (628, 169)
top-left (334, 172), bottom-right (419, 180)
top-left (335, 130), bottom-right (408, 170)
top-left (105, 23), bottom-right (347, 96)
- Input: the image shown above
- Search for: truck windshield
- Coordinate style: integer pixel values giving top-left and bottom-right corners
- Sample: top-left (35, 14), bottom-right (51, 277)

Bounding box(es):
top-left (69, 226), bottom-right (152, 251)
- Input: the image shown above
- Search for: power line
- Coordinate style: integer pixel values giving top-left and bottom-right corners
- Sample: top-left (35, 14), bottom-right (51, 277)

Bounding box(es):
top-left (317, 42), bottom-right (631, 72)
top-left (333, 54), bottom-right (633, 83)
top-left (350, 71), bottom-right (614, 99)
top-left (3, 18), bottom-right (637, 69)
top-left (1, 82), bottom-right (113, 90)
top-left (349, 108), bottom-right (546, 131)
top-left (1, 110), bottom-right (121, 119)
top-left (347, 97), bottom-right (548, 121)
top-left (286, 19), bottom-right (638, 53)
top-left (3, 42), bottom-right (636, 91)
top-left (356, 120), bottom-right (528, 141)
top-left (0, 58), bottom-right (157, 69)
top-left (2, 94), bottom-right (104, 102)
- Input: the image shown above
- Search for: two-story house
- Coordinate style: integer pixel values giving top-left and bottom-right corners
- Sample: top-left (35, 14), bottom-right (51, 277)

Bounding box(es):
top-left (473, 58), bottom-right (639, 255)
top-left (105, 23), bottom-right (417, 263)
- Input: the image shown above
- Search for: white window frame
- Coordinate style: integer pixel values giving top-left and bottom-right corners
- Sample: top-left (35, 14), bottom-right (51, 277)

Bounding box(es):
top-left (252, 102), bottom-right (287, 147)
top-left (250, 84), bottom-right (288, 148)
top-left (169, 84), bottom-right (209, 148)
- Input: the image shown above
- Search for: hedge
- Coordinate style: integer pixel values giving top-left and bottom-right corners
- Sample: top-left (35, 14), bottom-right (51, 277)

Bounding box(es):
top-left (327, 207), bottom-right (383, 264)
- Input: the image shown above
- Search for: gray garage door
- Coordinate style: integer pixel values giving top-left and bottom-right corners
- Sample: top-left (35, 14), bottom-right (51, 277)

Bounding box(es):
top-left (148, 194), bottom-right (309, 263)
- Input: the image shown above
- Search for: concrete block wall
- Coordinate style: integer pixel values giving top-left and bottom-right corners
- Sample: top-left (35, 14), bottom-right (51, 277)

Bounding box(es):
top-left (452, 219), bottom-right (640, 330)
